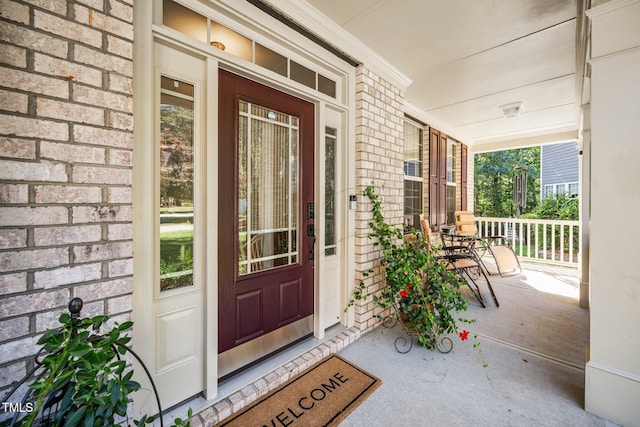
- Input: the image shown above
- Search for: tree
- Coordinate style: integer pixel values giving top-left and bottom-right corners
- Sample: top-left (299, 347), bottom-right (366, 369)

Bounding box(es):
top-left (160, 104), bottom-right (194, 207)
top-left (474, 147), bottom-right (540, 217)
top-left (525, 193), bottom-right (578, 220)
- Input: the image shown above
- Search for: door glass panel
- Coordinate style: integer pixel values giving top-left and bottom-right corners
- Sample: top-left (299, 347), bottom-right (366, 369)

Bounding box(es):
top-left (325, 127), bottom-right (336, 256)
top-left (238, 100), bottom-right (299, 275)
top-left (159, 76), bottom-right (195, 291)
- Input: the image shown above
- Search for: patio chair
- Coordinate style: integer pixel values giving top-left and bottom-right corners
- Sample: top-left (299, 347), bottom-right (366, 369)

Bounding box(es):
top-left (454, 210), bottom-right (522, 277)
top-left (420, 215), bottom-right (499, 307)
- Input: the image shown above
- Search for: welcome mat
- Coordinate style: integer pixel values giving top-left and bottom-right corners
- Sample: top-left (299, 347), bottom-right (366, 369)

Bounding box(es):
top-left (215, 354), bottom-right (381, 427)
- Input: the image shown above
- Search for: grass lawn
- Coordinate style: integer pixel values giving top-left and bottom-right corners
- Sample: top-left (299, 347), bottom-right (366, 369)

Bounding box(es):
top-left (160, 228), bottom-right (193, 261)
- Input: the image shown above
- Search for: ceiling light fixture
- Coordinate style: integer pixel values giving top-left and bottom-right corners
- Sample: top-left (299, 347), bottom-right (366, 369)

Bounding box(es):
top-left (210, 41), bottom-right (226, 50)
top-left (500, 102), bottom-right (524, 118)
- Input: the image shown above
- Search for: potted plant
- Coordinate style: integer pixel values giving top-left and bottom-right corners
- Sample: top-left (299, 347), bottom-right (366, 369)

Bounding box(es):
top-left (349, 186), bottom-right (473, 351)
top-left (0, 298), bottom-right (192, 427)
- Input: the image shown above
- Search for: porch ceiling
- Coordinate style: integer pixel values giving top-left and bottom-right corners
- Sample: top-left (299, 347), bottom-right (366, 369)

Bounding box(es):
top-left (303, 0), bottom-right (583, 151)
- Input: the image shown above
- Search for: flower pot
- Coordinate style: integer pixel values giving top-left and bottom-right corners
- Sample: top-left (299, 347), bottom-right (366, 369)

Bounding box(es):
top-left (398, 303), bottom-right (433, 331)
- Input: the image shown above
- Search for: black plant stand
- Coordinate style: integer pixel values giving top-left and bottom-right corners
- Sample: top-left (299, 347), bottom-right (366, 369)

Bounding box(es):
top-left (0, 298), bottom-right (164, 427)
top-left (382, 303), bottom-right (453, 354)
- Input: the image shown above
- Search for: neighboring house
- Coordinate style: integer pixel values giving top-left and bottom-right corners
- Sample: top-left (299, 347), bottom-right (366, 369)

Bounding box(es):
top-left (0, 1), bottom-right (638, 426)
top-left (540, 141), bottom-right (579, 200)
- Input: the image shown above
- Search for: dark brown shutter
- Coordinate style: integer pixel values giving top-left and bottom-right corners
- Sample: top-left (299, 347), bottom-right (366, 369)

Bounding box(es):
top-left (428, 128), bottom-right (439, 228)
top-left (461, 143), bottom-right (468, 211)
top-left (429, 128), bottom-right (447, 229)
top-left (437, 133), bottom-right (446, 226)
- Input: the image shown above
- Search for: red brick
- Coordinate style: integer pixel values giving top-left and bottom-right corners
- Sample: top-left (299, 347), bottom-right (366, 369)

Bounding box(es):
top-left (0, 89), bottom-right (28, 113)
top-left (34, 9), bottom-right (102, 48)
top-left (40, 141), bottom-right (105, 164)
top-left (73, 277), bottom-right (132, 301)
top-left (73, 165), bottom-right (131, 185)
top-left (0, 138), bottom-right (36, 160)
top-left (33, 53), bottom-right (103, 87)
top-left (0, 159), bottom-right (68, 182)
top-left (33, 262), bottom-right (102, 289)
top-left (0, 21), bottom-right (68, 59)
top-left (0, 229), bottom-right (27, 249)
top-left (0, 247), bottom-right (69, 272)
top-left (35, 185), bottom-right (102, 204)
top-left (0, 184), bottom-right (28, 204)
top-left (0, 116), bottom-right (69, 140)
top-left (0, 206), bottom-right (68, 227)
top-left (37, 98), bottom-right (104, 126)
top-left (34, 224), bottom-right (102, 246)
top-left (73, 241), bottom-right (133, 263)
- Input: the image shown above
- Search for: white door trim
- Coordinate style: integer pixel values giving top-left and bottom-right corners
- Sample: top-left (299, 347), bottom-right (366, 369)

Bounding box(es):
top-left (203, 56), bottom-right (220, 400)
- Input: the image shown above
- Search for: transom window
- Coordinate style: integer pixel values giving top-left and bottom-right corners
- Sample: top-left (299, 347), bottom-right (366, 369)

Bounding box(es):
top-left (162, 0), bottom-right (337, 98)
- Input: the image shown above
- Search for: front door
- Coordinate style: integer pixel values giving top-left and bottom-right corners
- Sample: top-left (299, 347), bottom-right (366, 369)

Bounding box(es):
top-left (218, 70), bottom-right (315, 377)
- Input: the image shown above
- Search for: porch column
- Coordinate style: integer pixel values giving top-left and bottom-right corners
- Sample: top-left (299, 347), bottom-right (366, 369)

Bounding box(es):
top-left (585, 1), bottom-right (640, 425)
top-left (578, 105), bottom-right (590, 309)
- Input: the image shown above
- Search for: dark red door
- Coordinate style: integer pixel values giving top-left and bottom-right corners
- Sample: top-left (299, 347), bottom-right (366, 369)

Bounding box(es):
top-left (218, 70), bottom-right (315, 353)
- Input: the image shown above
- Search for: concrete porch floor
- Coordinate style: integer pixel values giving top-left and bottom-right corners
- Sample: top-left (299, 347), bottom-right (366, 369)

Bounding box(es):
top-left (164, 262), bottom-right (619, 426)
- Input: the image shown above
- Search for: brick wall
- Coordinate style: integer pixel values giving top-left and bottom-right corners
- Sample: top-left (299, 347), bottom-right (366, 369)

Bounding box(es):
top-left (353, 66), bottom-right (405, 332)
top-left (0, 0), bottom-right (134, 393)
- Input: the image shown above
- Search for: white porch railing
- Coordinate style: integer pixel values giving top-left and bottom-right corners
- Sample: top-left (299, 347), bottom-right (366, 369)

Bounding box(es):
top-left (475, 217), bottom-right (580, 267)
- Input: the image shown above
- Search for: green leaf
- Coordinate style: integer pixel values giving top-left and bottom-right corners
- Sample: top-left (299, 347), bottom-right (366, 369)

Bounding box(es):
top-left (122, 370), bottom-right (134, 383)
top-left (117, 321), bottom-right (134, 331)
top-left (126, 380), bottom-right (141, 392)
top-left (70, 343), bottom-right (92, 357)
top-left (63, 407), bottom-right (86, 427)
top-left (91, 314), bottom-right (109, 328)
top-left (83, 412), bottom-right (95, 427)
top-left (110, 359), bottom-right (126, 375)
top-left (110, 383), bottom-right (121, 405)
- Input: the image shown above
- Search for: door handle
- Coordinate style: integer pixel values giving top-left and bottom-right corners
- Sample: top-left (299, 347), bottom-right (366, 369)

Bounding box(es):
top-left (307, 224), bottom-right (316, 260)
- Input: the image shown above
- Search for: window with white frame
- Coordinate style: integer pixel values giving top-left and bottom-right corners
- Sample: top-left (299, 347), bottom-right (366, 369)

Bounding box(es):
top-left (543, 182), bottom-right (579, 199)
top-left (404, 119), bottom-right (423, 230)
top-left (445, 139), bottom-right (457, 224)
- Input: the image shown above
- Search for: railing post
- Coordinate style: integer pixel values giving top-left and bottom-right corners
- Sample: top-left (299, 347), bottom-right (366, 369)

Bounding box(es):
top-left (476, 216), bottom-right (579, 267)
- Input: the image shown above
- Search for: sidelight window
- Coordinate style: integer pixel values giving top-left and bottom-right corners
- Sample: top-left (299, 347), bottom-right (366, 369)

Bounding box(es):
top-left (159, 76), bottom-right (195, 291)
top-left (324, 127), bottom-right (337, 256)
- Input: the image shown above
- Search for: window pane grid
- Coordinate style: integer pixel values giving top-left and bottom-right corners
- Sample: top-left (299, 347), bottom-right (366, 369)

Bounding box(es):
top-left (238, 101), bottom-right (299, 275)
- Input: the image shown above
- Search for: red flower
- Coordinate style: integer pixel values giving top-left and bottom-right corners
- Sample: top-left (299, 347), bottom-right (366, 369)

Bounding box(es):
top-left (406, 284), bottom-right (412, 291)
top-left (459, 330), bottom-right (470, 341)
top-left (399, 290), bottom-right (408, 298)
